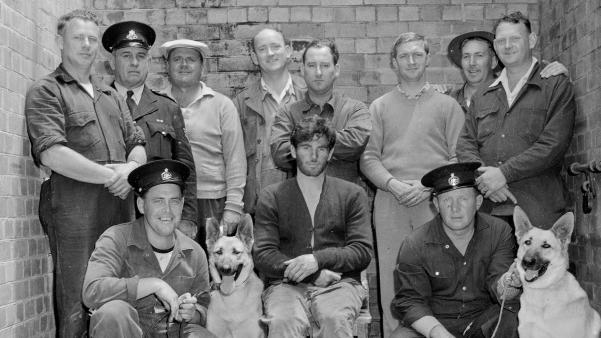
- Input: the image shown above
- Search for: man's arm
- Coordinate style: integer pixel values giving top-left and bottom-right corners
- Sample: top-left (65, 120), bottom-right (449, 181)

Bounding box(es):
top-left (444, 99), bottom-right (466, 163)
top-left (312, 188), bottom-right (372, 273)
top-left (456, 104), bottom-right (484, 164)
top-left (253, 187), bottom-right (291, 279)
top-left (499, 77), bottom-right (575, 183)
top-left (359, 102), bottom-right (395, 189)
top-left (40, 145), bottom-right (115, 184)
top-left (331, 99), bottom-right (371, 162)
top-left (171, 104), bottom-right (198, 228)
top-left (486, 219), bottom-right (519, 301)
top-left (270, 104), bottom-right (295, 170)
top-left (82, 228), bottom-right (140, 310)
top-left (221, 98), bottom-right (247, 226)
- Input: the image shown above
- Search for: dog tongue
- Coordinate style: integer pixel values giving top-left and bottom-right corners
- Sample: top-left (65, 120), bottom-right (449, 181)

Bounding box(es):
top-left (221, 274), bottom-right (235, 294)
top-left (524, 269), bottom-right (539, 282)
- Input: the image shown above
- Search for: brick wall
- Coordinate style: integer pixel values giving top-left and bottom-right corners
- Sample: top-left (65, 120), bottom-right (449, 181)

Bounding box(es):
top-left (539, 0), bottom-right (601, 313)
top-left (0, 0), bottom-right (84, 336)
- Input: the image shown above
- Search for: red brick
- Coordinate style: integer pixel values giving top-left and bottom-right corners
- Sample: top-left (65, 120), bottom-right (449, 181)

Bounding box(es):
top-left (208, 8), bottom-right (228, 23)
top-left (356, 7), bottom-right (375, 22)
top-left (334, 38), bottom-right (355, 53)
top-left (377, 6), bottom-right (397, 21)
top-left (356, 38), bottom-right (376, 54)
top-left (291, 7), bottom-right (311, 22)
top-left (321, 0), bottom-right (362, 5)
top-left (419, 6), bottom-right (441, 21)
top-left (228, 8), bottom-right (247, 23)
top-left (334, 7), bottom-right (354, 22)
top-left (312, 7), bottom-right (334, 22)
top-left (269, 7), bottom-right (289, 22)
top-left (237, 0), bottom-right (276, 5)
top-left (442, 5), bottom-right (484, 21)
top-left (248, 7), bottom-right (268, 22)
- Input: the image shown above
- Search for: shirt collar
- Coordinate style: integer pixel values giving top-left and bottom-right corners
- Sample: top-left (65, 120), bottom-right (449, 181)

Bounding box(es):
top-left (396, 82), bottom-right (431, 100)
top-left (489, 57), bottom-right (538, 88)
top-left (260, 74), bottom-right (295, 104)
top-left (162, 80), bottom-right (215, 106)
top-left (114, 82), bottom-right (144, 104)
top-left (301, 92), bottom-right (336, 113)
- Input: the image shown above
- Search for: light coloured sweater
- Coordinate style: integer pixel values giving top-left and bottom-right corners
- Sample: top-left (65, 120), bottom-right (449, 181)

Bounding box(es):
top-left (164, 82), bottom-right (246, 214)
top-left (360, 87), bottom-right (464, 190)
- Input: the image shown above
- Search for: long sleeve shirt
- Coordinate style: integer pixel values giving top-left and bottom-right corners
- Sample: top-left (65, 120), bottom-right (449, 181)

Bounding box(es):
top-left (253, 176), bottom-right (373, 284)
top-left (360, 87), bottom-right (465, 190)
top-left (164, 82), bottom-right (246, 214)
top-left (83, 218), bottom-right (211, 313)
top-left (270, 92), bottom-right (371, 184)
top-left (392, 212), bottom-right (517, 326)
top-left (457, 61), bottom-right (575, 225)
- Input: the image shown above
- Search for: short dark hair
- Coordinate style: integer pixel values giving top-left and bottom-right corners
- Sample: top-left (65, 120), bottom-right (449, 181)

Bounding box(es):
top-left (291, 115), bottom-right (336, 150)
top-left (57, 9), bottom-right (100, 36)
top-left (251, 28), bottom-right (289, 53)
top-left (494, 11), bottom-right (532, 34)
top-left (302, 39), bottom-right (339, 65)
top-left (390, 32), bottom-right (429, 68)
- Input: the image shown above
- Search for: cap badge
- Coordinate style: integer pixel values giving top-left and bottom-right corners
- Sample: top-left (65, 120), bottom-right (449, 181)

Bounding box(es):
top-left (448, 173), bottom-right (460, 186)
top-left (126, 30), bottom-right (138, 40)
top-left (161, 168), bottom-right (173, 181)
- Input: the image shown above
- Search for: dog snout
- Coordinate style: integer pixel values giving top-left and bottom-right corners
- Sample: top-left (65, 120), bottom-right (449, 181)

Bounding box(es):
top-left (521, 254), bottom-right (539, 269)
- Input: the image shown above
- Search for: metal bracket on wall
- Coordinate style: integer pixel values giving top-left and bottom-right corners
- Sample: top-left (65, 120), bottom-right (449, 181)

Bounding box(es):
top-left (568, 161), bottom-right (601, 214)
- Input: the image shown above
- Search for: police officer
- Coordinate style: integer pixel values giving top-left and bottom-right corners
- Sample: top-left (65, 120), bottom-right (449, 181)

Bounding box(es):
top-left (83, 160), bottom-right (215, 338)
top-left (103, 21), bottom-right (198, 238)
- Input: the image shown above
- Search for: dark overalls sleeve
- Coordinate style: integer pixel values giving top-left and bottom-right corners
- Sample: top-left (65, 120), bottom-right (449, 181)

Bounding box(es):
top-left (270, 104), bottom-right (295, 170)
top-left (170, 104), bottom-right (198, 224)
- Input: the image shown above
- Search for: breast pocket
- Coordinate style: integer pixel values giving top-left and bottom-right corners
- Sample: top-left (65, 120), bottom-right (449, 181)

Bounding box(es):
top-left (146, 120), bottom-right (176, 160)
top-left (425, 257), bottom-right (455, 291)
top-left (475, 108), bottom-right (498, 144)
top-left (517, 108), bottom-right (546, 143)
top-left (65, 111), bottom-right (102, 152)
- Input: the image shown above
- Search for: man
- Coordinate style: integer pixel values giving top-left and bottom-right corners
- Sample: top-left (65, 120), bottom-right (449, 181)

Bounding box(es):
top-left (270, 39), bottom-right (370, 185)
top-left (446, 30), bottom-right (568, 112)
top-left (102, 21), bottom-right (198, 238)
top-left (457, 12), bottom-right (576, 226)
top-left (159, 39), bottom-right (246, 248)
top-left (234, 28), bottom-right (306, 216)
top-left (359, 32), bottom-right (465, 337)
top-left (392, 162), bottom-right (521, 338)
top-left (24, 9), bottom-right (146, 336)
top-left (83, 160), bottom-right (215, 338)
top-left (254, 116), bottom-right (372, 337)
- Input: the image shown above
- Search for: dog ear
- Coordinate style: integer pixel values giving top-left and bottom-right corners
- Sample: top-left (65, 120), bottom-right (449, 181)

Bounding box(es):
top-left (235, 213), bottom-right (254, 251)
top-left (550, 212), bottom-right (574, 245)
top-left (513, 206), bottom-right (534, 241)
top-left (205, 217), bottom-right (221, 252)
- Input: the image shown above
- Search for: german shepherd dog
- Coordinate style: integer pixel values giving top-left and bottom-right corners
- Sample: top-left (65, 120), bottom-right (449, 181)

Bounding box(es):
top-left (513, 206), bottom-right (601, 338)
top-left (205, 214), bottom-right (265, 338)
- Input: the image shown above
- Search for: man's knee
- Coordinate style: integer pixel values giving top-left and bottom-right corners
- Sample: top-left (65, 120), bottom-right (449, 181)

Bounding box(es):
top-left (89, 300), bottom-right (141, 338)
top-left (391, 324), bottom-right (424, 338)
top-left (263, 309), bottom-right (309, 334)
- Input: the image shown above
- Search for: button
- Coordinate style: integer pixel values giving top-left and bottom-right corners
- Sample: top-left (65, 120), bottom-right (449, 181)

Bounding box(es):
top-left (462, 286), bottom-right (467, 291)
top-left (497, 161), bottom-right (503, 165)
top-left (161, 131), bottom-right (167, 136)
top-left (463, 261), bottom-right (467, 266)
top-left (156, 119), bottom-right (164, 123)
top-left (435, 271), bottom-right (439, 276)
top-left (444, 244), bottom-right (450, 249)
top-left (501, 134), bottom-right (505, 138)
top-left (257, 139), bottom-right (262, 144)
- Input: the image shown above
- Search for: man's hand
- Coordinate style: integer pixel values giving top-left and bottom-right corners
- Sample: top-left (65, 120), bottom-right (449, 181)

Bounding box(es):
top-left (505, 262), bottom-right (522, 289)
top-left (487, 186), bottom-right (517, 204)
top-left (154, 281), bottom-right (180, 323)
top-left (388, 179), bottom-right (413, 203)
top-left (313, 269), bottom-right (341, 287)
top-left (104, 162), bottom-right (138, 199)
top-left (177, 293), bottom-right (199, 323)
top-left (222, 210), bottom-right (241, 235)
top-left (429, 324), bottom-right (456, 338)
top-left (540, 61), bottom-right (569, 78)
top-left (283, 254), bottom-right (319, 283)
top-left (178, 220), bottom-right (197, 239)
top-left (400, 180), bottom-right (431, 207)
top-left (476, 167), bottom-right (507, 197)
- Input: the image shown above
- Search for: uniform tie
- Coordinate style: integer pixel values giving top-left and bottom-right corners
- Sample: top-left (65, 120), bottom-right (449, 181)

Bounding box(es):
top-left (126, 90), bottom-right (137, 114)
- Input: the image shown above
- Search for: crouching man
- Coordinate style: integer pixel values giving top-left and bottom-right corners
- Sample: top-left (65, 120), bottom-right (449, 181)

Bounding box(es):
top-left (82, 160), bottom-right (216, 338)
top-left (254, 116), bottom-right (373, 338)
top-left (392, 162), bottom-right (522, 338)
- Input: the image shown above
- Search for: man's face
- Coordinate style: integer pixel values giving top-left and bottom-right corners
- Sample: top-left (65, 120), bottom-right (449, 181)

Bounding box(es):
top-left (138, 183), bottom-right (184, 239)
top-left (301, 46), bottom-right (339, 96)
top-left (59, 18), bottom-right (99, 69)
top-left (112, 46), bottom-right (149, 89)
top-left (167, 48), bottom-right (204, 88)
top-left (494, 22), bottom-right (535, 68)
top-left (461, 39), bottom-right (497, 86)
top-left (392, 40), bottom-right (429, 83)
top-left (434, 188), bottom-right (482, 233)
top-left (252, 29), bottom-right (291, 74)
top-left (291, 135), bottom-right (333, 177)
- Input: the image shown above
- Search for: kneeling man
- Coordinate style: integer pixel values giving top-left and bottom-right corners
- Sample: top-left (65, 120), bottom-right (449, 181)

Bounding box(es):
top-left (83, 160), bottom-right (215, 338)
top-left (254, 116), bottom-right (373, 338)
top-left (392, 162), bottom-right (521, 338)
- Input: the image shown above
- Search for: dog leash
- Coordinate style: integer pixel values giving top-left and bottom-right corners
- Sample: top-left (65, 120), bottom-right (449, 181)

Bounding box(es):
top-left (490, 280), bottom-right (508, 338)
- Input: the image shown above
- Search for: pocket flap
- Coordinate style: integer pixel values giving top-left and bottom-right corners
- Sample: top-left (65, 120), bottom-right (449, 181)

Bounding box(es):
top-left (146, 120), bottom-right (175, 137)
top-left (475, 107), bottom-right (498, 119)
top-left (66, 111), bottom-right (96, 127)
